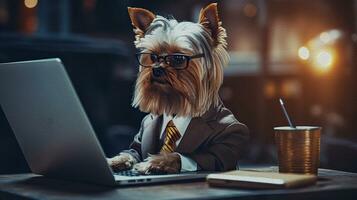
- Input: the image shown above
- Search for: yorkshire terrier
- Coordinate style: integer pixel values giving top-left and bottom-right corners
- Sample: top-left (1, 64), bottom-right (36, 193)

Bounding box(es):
top-left (108, 3), bottom-right (248, 174)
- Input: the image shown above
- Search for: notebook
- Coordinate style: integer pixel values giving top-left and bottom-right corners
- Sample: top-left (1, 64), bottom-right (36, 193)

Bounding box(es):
top-left (207, 170), bottom-right (317, 189)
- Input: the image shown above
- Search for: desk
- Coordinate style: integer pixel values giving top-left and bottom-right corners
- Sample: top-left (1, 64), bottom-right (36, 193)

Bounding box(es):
top-left (0, 167), bottom-right (357, 200)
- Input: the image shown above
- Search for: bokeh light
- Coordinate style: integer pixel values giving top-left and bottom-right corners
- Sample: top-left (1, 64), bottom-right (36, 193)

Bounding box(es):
top-left (319, 32), bottom-right (331, 44)
top-left (313, 50), bottom-right (333, 72)
top-left (264, 81), bottom-right (276, 98)
top-left (24, 0), bottom-right (38, 9)
top-left (243, 3), bottom-right (257, 18)
top-left (298, 46), bottom-right (310, 60)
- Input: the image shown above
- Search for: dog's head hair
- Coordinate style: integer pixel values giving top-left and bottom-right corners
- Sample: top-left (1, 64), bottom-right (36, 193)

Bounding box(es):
top-left (128, 3), bottom-right (229, 117)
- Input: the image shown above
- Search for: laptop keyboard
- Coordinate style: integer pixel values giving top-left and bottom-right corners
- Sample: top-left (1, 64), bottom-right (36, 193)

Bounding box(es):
top-left (114, 170), bottom-right (146, 176)
top-left (114, 170), bottom-right (170, 176)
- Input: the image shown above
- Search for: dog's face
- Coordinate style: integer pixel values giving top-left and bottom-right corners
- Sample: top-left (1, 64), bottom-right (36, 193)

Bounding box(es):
top-left (128, 3), bottom-right (229, 117)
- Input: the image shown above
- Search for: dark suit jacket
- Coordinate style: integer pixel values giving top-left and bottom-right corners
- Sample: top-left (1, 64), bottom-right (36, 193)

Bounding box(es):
top-left (123, 101), bottom-right (249, 171)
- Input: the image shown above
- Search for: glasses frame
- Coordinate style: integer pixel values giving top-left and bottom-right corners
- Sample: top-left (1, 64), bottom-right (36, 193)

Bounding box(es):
top-left (135, 53), bottom-right (204, 70)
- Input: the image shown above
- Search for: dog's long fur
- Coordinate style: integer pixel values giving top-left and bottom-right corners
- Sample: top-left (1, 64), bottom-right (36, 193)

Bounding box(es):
top-left (131, 3), bottom-right (229, 117)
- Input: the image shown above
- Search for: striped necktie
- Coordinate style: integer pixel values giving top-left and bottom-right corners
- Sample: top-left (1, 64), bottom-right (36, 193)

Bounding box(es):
top-left (160, 120), bottom-right (181, 153)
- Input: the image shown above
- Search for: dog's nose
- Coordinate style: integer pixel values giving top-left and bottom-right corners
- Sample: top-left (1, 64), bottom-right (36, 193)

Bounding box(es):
top-left (152, 67), bottom-right (165, 77)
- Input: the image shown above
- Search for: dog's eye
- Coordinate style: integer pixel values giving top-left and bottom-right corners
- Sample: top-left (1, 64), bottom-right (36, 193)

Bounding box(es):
top-left (150, 54), bottom-right (159, 63)
top-left (169, 55), bottom-right (187, 68)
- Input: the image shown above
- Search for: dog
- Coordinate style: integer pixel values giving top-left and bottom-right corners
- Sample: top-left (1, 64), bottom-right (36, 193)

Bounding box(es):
top-left (108, 3), bottom-right (249, 174)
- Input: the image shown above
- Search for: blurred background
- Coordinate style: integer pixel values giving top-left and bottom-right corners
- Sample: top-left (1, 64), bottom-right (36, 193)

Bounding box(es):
top-left (1, 0), bottom-right (357, 174)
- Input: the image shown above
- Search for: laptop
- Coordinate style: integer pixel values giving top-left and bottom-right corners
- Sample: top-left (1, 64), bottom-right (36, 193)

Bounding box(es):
top-left (0, 58), bottom-right (208, 186)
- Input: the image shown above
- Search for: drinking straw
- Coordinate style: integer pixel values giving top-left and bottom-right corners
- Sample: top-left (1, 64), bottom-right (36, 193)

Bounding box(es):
top-left (279, 98), bottom-right (296, 128)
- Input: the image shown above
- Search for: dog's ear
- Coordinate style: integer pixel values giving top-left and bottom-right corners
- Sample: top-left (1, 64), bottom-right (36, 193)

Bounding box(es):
top-left (198, 3), bottom-right (224, 46)
top-left (128, 7), bottom-right (155, 37)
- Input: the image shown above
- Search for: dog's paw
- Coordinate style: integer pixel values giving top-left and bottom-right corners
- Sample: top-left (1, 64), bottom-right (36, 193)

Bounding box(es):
top-left (149, 153), bottom-right (181, 174)
top-left (133, 161), bottom-right (152, 174)
top-left (133, 153), bottom-right (181, 174)
top-left (108, 153), bottom-right (137, 172)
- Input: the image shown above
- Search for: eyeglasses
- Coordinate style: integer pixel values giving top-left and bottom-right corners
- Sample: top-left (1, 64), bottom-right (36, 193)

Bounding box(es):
top-left (135, 53), bottom-right (204, 70)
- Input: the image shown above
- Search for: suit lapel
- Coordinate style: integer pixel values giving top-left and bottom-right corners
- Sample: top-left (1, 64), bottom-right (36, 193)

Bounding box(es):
top-left (176, 100), bottom-right (224, 153)
top-left (141, 115), bottom-right (162, 159)
top-left (175, 117), bottom-right (214, 153)
top-left (141, 99), bottom-right (224, 156)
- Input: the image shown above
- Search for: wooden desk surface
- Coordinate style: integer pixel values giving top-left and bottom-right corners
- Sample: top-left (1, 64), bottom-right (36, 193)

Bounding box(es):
top-left (0, 167), bottom-right (357, 200)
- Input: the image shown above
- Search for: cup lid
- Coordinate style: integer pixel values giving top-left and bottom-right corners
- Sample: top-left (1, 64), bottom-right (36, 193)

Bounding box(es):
top-left (274, 126), bottom-right (321, 131)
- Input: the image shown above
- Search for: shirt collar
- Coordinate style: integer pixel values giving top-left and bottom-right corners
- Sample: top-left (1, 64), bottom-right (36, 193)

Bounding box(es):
top-left (160, 113), bottom-right (192, 141)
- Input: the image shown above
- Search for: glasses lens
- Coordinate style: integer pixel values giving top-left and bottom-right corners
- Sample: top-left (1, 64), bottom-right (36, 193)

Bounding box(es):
top-left (138, 53), bottom-right (157, 67)
top-left (167, 55), bottom-right (187, 69)
top-left (150, 54), bottom-right (158, 63)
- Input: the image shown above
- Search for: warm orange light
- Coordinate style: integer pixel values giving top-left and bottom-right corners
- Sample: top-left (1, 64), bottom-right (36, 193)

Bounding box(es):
top-left (298, 46), bottom-right (310, 60)
top-left (319, 30), bottom-right (342, 44)
top-left (243, 3), bottom-right (257, 18)
top-left (264, 81), bottom-right (276, 98)
top-left (24, 0), bottom-right (38, 9)
top-left (312, 50), bottom-right (333, 72)
top-left (319, 32), bottom-right (331, 44)
top-left (281, 80), bottom-right (301, 98)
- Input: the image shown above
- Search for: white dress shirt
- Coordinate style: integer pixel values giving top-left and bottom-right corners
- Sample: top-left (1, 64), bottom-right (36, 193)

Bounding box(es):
top-left (160, 114), bottom-right (198, 172)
